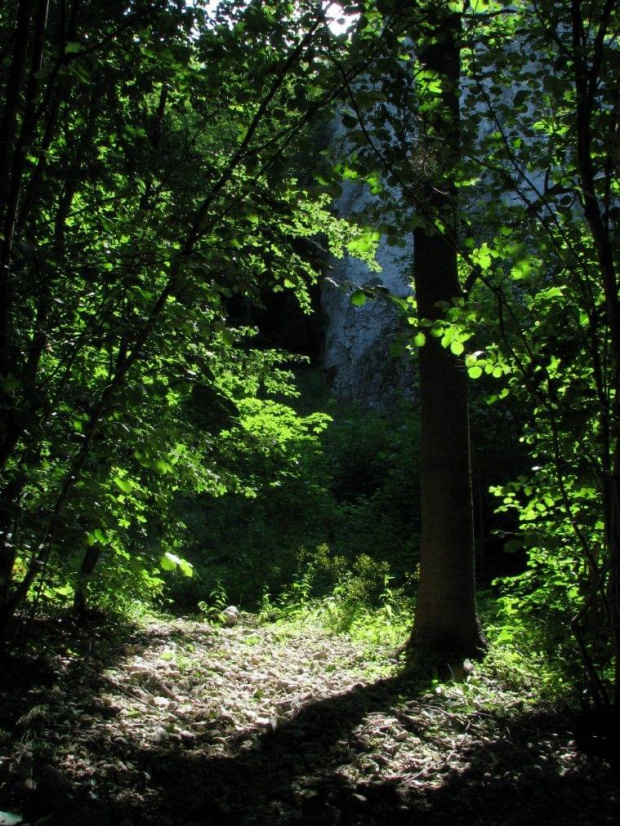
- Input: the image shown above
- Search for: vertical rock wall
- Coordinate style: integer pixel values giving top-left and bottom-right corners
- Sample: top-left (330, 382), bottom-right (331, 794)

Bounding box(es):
top-left (321, 180), bottom-right (415, 408)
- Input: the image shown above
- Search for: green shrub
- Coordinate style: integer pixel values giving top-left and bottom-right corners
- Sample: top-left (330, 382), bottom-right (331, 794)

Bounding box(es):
top-left (166, 389), bottom-right (421, 611)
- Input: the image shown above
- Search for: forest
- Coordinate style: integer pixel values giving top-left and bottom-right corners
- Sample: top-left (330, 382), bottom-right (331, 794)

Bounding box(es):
top-left (0, 0), bottom-right (618, 823)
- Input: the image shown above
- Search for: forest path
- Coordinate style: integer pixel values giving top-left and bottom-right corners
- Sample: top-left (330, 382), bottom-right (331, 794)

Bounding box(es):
top-left (0, 613), bottom-right (618, 825)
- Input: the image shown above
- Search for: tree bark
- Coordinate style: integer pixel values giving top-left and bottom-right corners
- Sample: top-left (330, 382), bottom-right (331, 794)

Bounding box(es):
top-left (412, 233), bottom-right (484, 662)
top-left (408, 5), bottom-right (485, 666)
top-left (0, 0), bottom-right (34, 467)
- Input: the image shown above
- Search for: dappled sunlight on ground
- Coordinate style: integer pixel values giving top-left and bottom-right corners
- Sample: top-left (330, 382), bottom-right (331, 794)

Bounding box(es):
top-left (0, 614), bottom-right (617, 825)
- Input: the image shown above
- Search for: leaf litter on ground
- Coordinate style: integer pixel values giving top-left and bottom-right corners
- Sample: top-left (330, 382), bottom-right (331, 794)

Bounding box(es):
top-left (0, 612), bottom-right (618, 825)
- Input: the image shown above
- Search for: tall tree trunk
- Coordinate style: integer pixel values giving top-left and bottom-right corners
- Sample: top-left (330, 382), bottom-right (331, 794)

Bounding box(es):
top-left (0, 0), bottom-right (34, 468)
top-left (408, 4), bottom-right (485, 666)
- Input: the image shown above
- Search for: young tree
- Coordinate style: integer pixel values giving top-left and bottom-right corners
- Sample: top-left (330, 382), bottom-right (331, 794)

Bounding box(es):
top-left (456, 0), bottom-right (619, 706)
top-left (0, 0), bottom-right (369, 640)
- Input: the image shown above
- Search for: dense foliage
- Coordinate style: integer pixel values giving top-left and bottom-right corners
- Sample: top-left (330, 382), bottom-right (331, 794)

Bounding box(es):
top-left (169, 393), bottom-right (420, 610)
top-left (0, 0), bottom-right (618, 710)
top-left (0, 0), bottom-right (376, 629)
top-left (325, 0), bottom-right (618, 705)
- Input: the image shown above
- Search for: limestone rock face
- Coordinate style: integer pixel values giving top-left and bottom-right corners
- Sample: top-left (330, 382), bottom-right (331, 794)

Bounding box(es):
top-left (322, 180), bottom-right (415, 408)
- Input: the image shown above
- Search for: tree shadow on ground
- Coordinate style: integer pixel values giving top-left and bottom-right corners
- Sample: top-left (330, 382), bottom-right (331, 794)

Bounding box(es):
top-left (140, 684), bottom-right (618, 826)
top-left (9, 649), bottom-right (618, 826)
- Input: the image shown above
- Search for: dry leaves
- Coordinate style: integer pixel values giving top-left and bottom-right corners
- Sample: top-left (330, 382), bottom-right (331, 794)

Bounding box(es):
top-left (0, 615), bottom-right (617, 825)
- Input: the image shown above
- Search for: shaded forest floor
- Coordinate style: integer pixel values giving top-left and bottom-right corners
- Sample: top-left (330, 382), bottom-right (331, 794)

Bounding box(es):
top-left (0, 613), bottom-right (618, 825)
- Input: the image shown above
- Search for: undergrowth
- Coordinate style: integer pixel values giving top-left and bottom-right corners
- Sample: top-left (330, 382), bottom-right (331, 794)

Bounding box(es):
top-left (169, 396), bottom-right (421, 611)
top-left (185, 546), bottom-right (580, 709)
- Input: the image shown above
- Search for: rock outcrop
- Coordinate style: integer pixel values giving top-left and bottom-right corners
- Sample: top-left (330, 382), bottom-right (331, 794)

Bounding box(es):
top-left (321, 182), bottom-right (415, 408)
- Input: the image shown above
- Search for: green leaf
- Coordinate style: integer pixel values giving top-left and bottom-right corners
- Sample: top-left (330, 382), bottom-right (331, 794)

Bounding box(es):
top-left (450, 340), bottom-right (465, 356)
top-left (476, 250), bottom-right (492, 270)
top-left (347, 229), bottom-right (380, 257)
top-left (113, 477), bottom-right (133, 494)
top-left (350, 290), bottom-right (367, 307)
top-left (538, 286), bottom-right (563, 301)
top-left (504, 539), bottom-right (523, 553)
top-left (179, 559), bottom-right (194, 577)
top-left (0, 375), bottom-right (21, 392)
top-left (160, 552), bottom-right (180, 571)
top-left (413, 332), bottom-right (426, 347)
top-left (467, 365), bottom-right (483, 379)
top-left (89, 528), bottom-right (106, 545)
top-left (0, 810), bottom-right (26, 825)
top-left (160, 552), bottom-right (193, 577)
top-left (513, 90), bottom-right (528, 107)
top-left (154, 459), bottom-right (173, 474)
